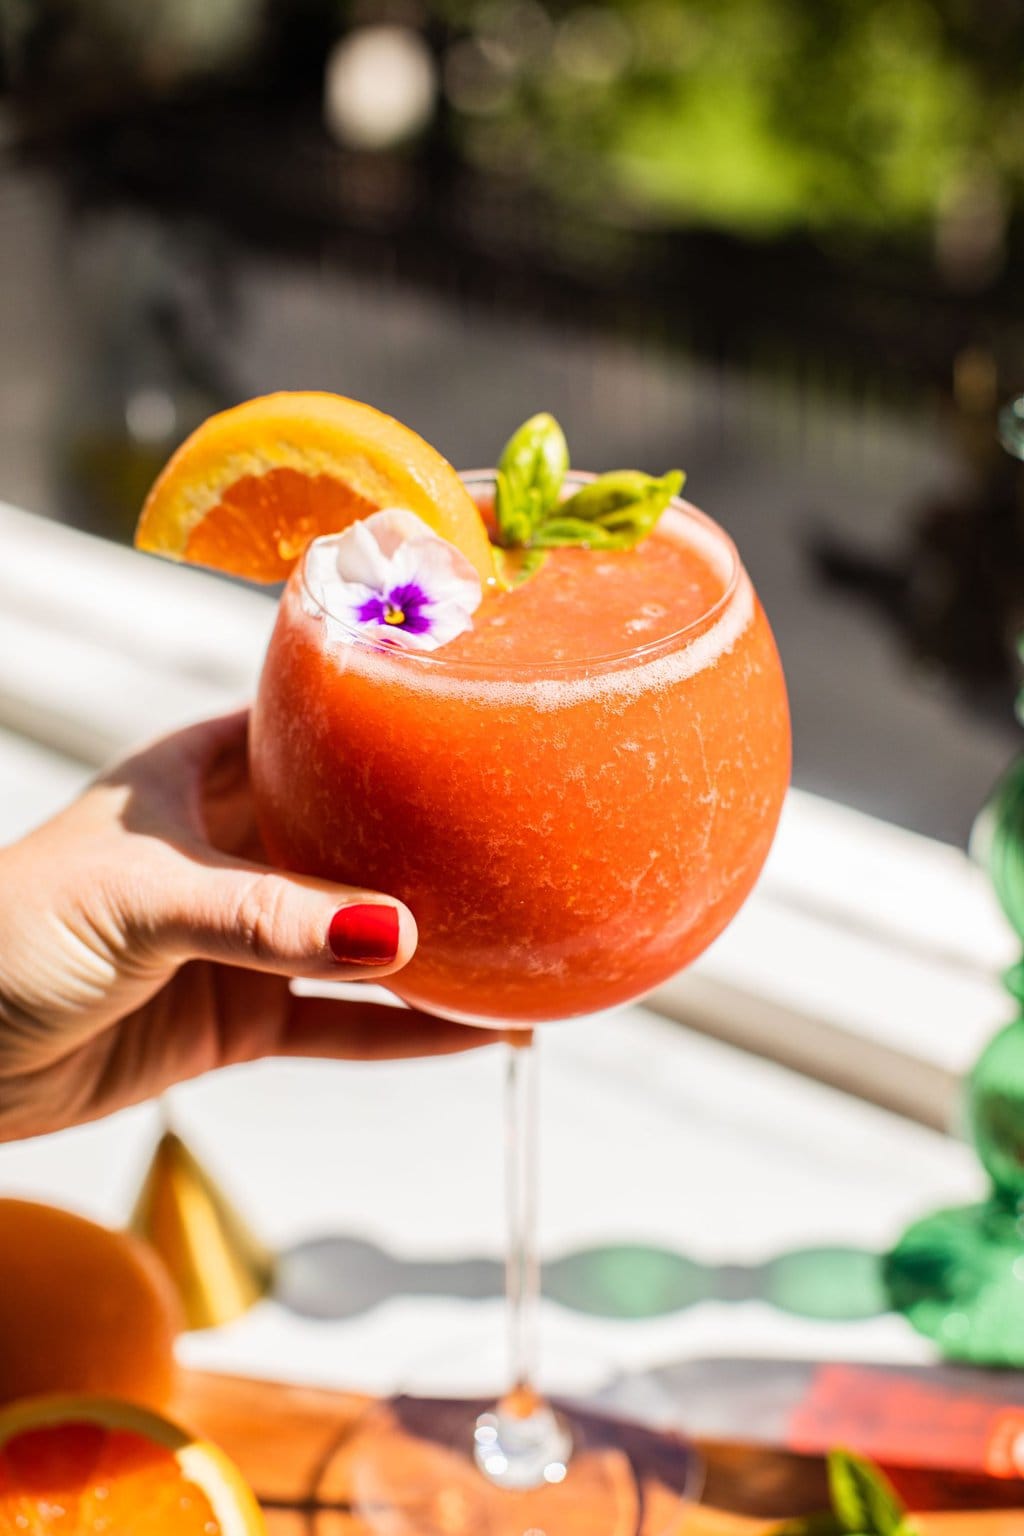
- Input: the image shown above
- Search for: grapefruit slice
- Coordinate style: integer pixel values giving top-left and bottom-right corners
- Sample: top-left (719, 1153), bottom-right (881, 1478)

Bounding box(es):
top-left (0, 1396), bottom-right (265, 1535)
top-left (134, 391), bottom-right (496, 585)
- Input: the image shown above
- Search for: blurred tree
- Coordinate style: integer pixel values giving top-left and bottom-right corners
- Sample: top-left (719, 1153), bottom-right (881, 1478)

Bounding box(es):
top-left (1, 0), bottom-right (260, 99)
top-left (433, 0), bottom-right (1020, 252)
top-left (4, 0), bottom-right (1024, 259)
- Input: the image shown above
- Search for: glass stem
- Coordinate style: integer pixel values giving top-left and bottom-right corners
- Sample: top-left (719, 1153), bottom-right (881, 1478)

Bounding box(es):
top-left (473, 1031), bottom-right (573, 1489)
top-left (505, 1032), bottom-right (540, 1400)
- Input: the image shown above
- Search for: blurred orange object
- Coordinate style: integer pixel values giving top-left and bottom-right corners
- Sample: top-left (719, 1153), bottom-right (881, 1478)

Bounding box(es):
top-left (0, 1395), bottom-right (265, 1534)
top-left (172, 1371), bottom-right (1024, 1536)
top-left (0, 1199), bottom-right (182, 1409)
top-left (680, 1515), bottom-right (1024, 1533)
top-left (134, 390), bottom-right (496, 584)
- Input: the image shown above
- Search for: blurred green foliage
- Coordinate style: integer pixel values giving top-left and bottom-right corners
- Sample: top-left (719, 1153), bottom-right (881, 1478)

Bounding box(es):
top-left (7, 0), bottom-right (1024, 248)
top-left (435, 0), bottom-right (1024, 241)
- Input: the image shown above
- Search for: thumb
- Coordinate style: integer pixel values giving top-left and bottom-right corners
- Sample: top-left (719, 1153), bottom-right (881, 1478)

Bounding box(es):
top-left (150, 851), bottom-right (417, 982)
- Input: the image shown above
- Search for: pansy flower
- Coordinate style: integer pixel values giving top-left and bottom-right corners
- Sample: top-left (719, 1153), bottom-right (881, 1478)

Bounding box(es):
top-left (303, 508), bottom-right (483, 652)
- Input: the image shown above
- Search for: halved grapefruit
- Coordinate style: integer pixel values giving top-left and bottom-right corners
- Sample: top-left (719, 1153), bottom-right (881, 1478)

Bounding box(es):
top-left (0, 1395), bottom-right (265, 1535)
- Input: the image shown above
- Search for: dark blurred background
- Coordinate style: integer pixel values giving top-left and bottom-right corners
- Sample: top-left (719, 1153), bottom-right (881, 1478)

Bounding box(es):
top-left (2, 0), bottom-right (1024, 843)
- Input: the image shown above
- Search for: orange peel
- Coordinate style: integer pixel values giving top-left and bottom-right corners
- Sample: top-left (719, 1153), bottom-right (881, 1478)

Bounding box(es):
top-left (134, 391), bottom-right (496, 585)
top-left (0, 1394), bottom-right (266, 1535)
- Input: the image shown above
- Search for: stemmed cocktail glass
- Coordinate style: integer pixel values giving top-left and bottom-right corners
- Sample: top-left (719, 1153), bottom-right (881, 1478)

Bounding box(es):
top-left (250, 471), bottom-right (790, 1534)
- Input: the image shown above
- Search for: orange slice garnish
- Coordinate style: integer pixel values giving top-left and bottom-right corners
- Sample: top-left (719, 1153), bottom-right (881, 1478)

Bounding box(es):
top-left (0, 1396), bottom-right (266, 1535)
top-left (134, 391), bottom-right (495, 585)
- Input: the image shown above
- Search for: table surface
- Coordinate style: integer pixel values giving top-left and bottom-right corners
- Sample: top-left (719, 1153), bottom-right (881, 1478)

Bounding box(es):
top-left (172, 1369), bottom-right (1024, 1530)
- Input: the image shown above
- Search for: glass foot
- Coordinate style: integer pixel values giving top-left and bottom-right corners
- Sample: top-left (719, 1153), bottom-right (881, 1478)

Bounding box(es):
top-left (885, 1199), bottom-right (1024, 1365)
top-left (340, 1329), bottom-right (701, 1535)
top-left (349, 1393), bottom-right (700, 1536)
top-left (473, 1391), bottom-right (574, 1489)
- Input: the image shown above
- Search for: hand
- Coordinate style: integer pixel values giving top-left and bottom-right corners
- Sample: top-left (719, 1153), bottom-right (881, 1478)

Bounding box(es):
top-left (0, 711), bottom-right (498, 1142)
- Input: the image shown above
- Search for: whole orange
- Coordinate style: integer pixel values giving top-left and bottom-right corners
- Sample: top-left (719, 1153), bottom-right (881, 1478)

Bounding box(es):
top-left (0, 1198), bottom-right (182, 1409)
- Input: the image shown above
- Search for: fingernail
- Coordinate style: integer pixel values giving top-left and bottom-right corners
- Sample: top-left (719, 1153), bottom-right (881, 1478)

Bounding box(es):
top-left (328, 904), bottom-right (400, 966)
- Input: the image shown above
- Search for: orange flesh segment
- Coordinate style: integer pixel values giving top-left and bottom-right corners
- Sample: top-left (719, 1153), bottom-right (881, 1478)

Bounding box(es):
top-left (184, 466), bottom-right (378, 583)
top-left (0, 1424), bottom-right (220, 1535)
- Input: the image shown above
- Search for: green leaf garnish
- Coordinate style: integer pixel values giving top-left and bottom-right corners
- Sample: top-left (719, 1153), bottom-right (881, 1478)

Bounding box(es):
top-left (771, 1516), bottom-right (849, 1536)
top-left (495, 412), bottom-right (569, 547)
top-left (768, 1450), bottom-right (916, 1536)
top-left (491, 413), bottom-right (684, 576)
top-left (828, 1451), bottom-right (911, 1536)
top-left (552, 469), bottom-right (684, 548)
top-left (492, 545), bottom-right (550, 589)
top-left (532, 516), bottom-right (626, 548)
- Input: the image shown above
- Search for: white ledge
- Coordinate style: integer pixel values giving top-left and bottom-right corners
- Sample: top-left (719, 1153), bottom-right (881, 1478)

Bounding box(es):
top-left (0, 498), bottom-right (1013, 1128)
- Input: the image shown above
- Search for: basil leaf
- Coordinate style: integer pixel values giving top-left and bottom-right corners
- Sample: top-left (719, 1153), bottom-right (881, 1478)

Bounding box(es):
top-left (493, 469), bottom-right (536, 549)
top-left (770, 1517), bottom-right (850, 1536)
top-left (828, 1451), bottom-right (908, 1536)
top-left (556, 469), bottom-right (680, 517)
top-left (528, 469), bottom-right (682, 551)
top-left (495, 413), bottom-right (569, 546)
top-left (490, 412), bottom-right (685, 555)
top-left (492, 545), bottom-right (550, 589)
top-left (554, 469), bottom-right (684, 546)
top-left (531, 516), bottom-right (625, 549)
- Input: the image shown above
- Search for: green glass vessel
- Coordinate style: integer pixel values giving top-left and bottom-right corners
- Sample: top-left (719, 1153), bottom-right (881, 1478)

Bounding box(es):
top-left (886, 754), bottom-right (1024, 1363)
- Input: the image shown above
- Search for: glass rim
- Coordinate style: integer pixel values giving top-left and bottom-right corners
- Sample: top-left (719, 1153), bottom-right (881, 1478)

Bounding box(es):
top-left (297, 468), bottom-right (743, 678)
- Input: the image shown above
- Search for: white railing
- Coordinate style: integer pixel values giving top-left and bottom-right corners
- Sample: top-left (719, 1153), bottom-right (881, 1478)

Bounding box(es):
top-left (0, 498), bottom-right (1012, 1132)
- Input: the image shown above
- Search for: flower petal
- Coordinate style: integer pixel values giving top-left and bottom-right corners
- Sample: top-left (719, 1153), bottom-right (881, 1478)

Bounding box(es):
top-left (333, 517), bottom-right (397, 590)
top-left (320, 581), bottom-right (380, 648)
top-left (302, 537), bottom-right (345, 615)
top-left (391, 535), bottom-right (482, 614)
top-left (303, 508), bottom-right (484, 653)
top-left (360, 507), bottom-right (439, 560)
top-left (416, 605), bottom-right (476, 648)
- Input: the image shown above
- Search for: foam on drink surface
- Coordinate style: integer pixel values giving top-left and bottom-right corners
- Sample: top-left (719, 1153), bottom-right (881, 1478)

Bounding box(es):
top-left (301, 505), bottom-right (754, 709)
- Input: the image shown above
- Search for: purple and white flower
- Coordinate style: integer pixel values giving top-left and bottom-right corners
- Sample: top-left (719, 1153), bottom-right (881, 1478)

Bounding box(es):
top-left (303, 508), bottom-right (482, 652)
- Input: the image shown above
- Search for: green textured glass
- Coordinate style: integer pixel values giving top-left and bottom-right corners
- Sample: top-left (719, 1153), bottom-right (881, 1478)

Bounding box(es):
top-left (970, 1019), bottom-right (1024, 1198)
top-left (998, 394), bottom-right (1024, 467)
top-left (886, 753), bottom-right (1024, 1363)
top-left (971, 753), bottom-right (1024, 940)
top-left (886, 1203), bottom-right (1024, 1364)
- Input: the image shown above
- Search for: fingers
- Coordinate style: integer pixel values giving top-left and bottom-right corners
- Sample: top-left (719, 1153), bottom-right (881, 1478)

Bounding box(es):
top-left (279, 991), bottom-right (509, 1061)
top-left (102, 708), bottom-right (249, 800)
top-left (106, 711), bottom-right (420, 984)
top-left (147, 707), bottom-right (251, 770)
top-left (94, 709), bottom-right (254, 844)
top-left (150, 851), bottom-right (418, 984)
top-left (193, 963), bottom-right (509, 1070)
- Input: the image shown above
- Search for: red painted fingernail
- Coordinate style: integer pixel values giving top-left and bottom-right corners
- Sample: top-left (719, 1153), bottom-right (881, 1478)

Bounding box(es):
top-left (328, 904), bottom-right (400, 966)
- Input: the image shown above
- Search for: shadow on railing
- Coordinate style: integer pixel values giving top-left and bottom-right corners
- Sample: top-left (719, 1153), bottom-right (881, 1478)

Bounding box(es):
top-left (276, 1233), bottom-right (887, 1325)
